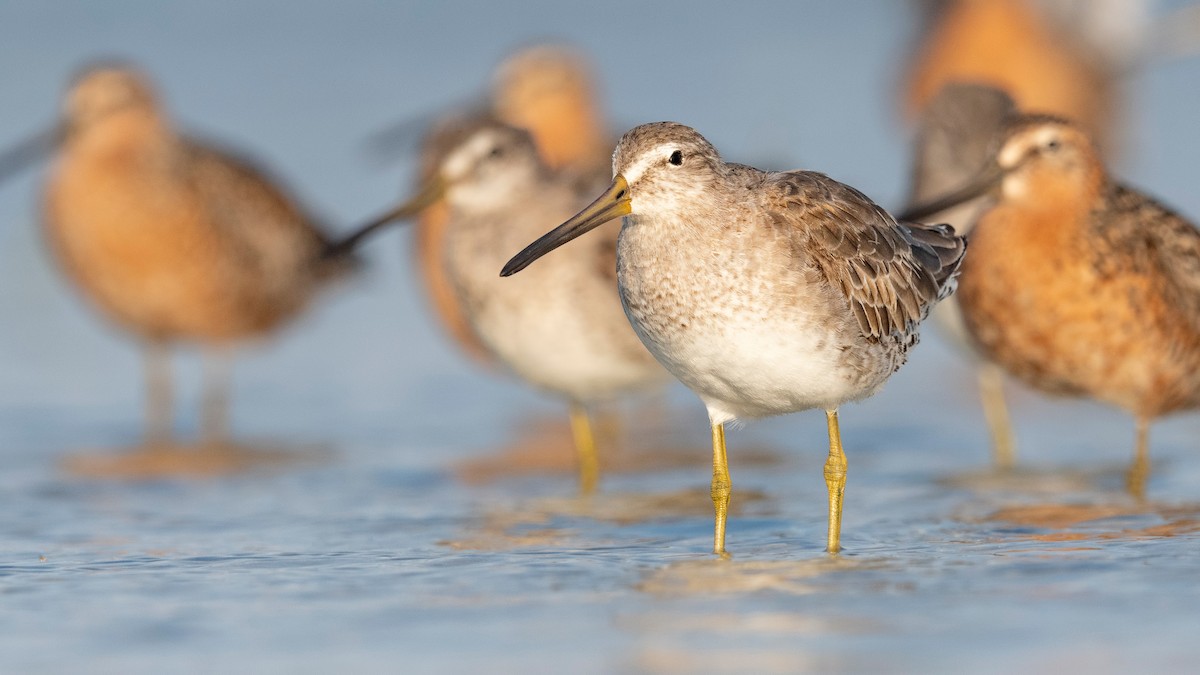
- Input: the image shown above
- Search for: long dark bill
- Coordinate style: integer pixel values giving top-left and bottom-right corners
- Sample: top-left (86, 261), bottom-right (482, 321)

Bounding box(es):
top-left (500, 174), bottom-right (630, 277)
top-left (0, 126), bottom-right (61, 187)
top-left (897, 164), bottom-right (1006, 223)
top-left (322, 176), bottom-right (446, 259)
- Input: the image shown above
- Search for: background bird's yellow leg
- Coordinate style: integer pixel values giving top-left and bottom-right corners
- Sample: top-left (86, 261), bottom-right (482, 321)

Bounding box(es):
top-left (568, 403), bottom-right (600, 496)
top-left (978, 363), bottom-right (1017, 469)
top-left (1126, 416), bottom-right (1150, 501)
top-left (201, 349), bottom-right (232, 448)
top-left (711, 423), bottom-right (731, 555)
top-left (824, 409), bottom-right (848, 554)
top-left (144, 342), bottom-right (173, 449)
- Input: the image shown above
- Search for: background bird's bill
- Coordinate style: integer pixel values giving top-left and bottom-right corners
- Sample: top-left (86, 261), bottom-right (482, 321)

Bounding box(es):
top-left (0, 126), bottom-right (60, 187)
top-left (501, 175), bottom-right (630, 276)
top-left (325, 176), bottom-right (447, 258)
top-left (899, 163), bottom-right (1006, 222)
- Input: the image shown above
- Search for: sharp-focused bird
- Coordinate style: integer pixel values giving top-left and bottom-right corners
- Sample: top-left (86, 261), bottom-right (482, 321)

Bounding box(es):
top-left (504, 122), bottom-right (966, 553)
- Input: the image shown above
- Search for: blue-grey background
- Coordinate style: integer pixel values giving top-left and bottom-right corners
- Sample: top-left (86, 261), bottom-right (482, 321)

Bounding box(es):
top-left (1, 2), bottom-right (1198, 673)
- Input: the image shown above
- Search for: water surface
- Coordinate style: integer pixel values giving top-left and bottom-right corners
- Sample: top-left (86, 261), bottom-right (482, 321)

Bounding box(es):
top-left (1, 2), bottom-right (1199, 672)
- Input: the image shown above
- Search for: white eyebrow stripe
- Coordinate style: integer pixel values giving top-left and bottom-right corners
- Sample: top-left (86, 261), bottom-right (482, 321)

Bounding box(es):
top-left (997, 139), bottom-right (1024, 167)
top-left (443, 131), bottom-right (495, 179)
top-left (620, 145), bottom-right (668, 183)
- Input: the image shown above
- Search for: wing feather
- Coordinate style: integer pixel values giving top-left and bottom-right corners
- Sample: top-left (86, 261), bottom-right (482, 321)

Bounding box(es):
top-left (1102, 185), bottom-right (1200, 326)
top-left (765, 171), bottom-right (966, 341)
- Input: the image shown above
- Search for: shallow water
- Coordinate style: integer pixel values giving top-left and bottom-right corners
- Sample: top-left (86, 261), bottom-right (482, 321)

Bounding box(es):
top-left (2, 1), bottom-right (1200, 673)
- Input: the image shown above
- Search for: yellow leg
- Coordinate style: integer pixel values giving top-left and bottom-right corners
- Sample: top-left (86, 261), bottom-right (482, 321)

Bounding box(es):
top-left (569, 403), bottom-right (600, 496)
top-left (978, 364), bottom-right (1017, 469)
top-left (824, 409), bottom-right (847, 554)
top-left (711, 423), bottom-right (731, 555)
top-left (1126, 416), bottom-right (1150, 501)
top-left (144, 342), bottom-right (173, 448)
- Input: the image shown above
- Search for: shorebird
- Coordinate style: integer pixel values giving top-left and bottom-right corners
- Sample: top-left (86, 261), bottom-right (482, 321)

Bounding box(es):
top-left (332, 119), bottom-right (664, 494)
top-left (37, 64), bottom-right (350, 449)
top-left (503, 122), bottom-right (966, 554)
top-left (906, 83), bottom-right (1021, 467)
top-left (412, 45), bottom-right (611, 365)
top-left (901, 0), bottom-right (1140, 152)
top-left (901, 114), bottom-right (1200, 499)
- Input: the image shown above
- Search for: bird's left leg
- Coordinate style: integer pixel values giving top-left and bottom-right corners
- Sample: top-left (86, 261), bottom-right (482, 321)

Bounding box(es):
top-left (569, 402), bottom-right (600, 496)
top-left (824, 408), bottom-right (848, 554)
top-left (201, 348), bottom-right (233, 448)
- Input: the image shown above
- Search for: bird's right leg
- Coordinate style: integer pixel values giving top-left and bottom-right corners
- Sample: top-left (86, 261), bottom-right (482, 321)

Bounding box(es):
top-left (824, 408), bottom-right (848, 555)
top-left (1126, 415), bottom-right (1151, 501)
top-left (978, 363), bottom-right (1017, 469)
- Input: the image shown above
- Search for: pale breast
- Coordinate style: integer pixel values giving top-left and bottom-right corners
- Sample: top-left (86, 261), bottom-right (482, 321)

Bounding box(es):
top-left (617, 211), bottom-right (902, 423)
top-left (444, 182), bottom-right (662, 402)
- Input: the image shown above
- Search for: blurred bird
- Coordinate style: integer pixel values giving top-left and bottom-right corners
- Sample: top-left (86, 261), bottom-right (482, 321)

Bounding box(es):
top-left (35, 64), bottom-right (351, 449)
top-left (491, 44), bottom-right (612, 174)
top-left (901, 114), bottom-right (1200, 499)
top-left (901, 0), bottom-right (1190, 467)
top-left (332, 119), bottom-right (665, 494)
top-left (503, 122), bottom-right (966, 554)
top-left (906, 82), bottom-right (1021, 466)
top-left (901, 0), bottom-right (1145, 154)
top-left (411, 45), bottom-right (612, 365)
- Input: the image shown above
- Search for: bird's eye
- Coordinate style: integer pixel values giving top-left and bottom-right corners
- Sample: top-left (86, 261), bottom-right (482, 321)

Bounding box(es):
top-left (669, 150), bottom-right (683, 166)
top-left (489, 145), bottom-right (505, 159)
top-left (1045, 139), bottom-right (1061, 152)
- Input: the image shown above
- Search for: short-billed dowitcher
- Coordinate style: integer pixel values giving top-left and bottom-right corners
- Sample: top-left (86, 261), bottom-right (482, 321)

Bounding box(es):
top-left (39, 64), bottom-right (350, 448)
top-left (413, 45), bottom-right (611, 365)
top-left (901, 114), bottom-right (1200, 499)
top-left (503, 122), bottom-right (966, 554)
top-left (902, 0), bottom-right (1136, 151)
top-left (333, 119), bottom-right (664, 494)
top-left (906, 83), bottom-right (1021, 467)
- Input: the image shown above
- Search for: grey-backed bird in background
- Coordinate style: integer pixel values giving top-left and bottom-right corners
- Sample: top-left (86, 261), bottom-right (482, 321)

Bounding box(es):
top-left (332, 119), bottom-right (665, 494)
top-left (905, 82), bottom-right (1021, 468)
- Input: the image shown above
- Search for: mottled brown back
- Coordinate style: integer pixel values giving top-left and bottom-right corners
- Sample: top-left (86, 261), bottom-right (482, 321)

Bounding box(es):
top-left (767, 171), bottom-right (967, 342)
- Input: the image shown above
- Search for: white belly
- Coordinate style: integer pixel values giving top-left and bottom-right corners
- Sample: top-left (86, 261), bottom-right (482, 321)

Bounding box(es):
top-left (617, 220), bottom-right (893, 425)
top-left (472, 283), bottom-right (657, 401)
top-left (631, 299), bottom-right (883, 424)
top-left (446, 211), bottom-right (662, 403)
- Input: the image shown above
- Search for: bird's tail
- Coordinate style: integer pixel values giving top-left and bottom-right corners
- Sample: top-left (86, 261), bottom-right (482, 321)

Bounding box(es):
top-left (902, 221), bottom-right (967, 300)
